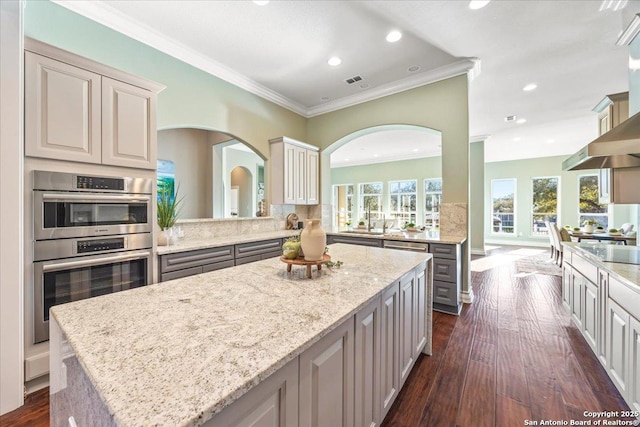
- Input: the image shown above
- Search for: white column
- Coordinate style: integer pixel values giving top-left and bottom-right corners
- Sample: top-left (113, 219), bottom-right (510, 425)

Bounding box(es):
top-left (0, 0), bottom-right (25, 415)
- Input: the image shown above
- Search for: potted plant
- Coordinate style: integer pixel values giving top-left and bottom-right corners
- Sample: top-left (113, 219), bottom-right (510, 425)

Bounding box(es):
top-left (358, 220), bottom-right (366, 229)
top-left (157, 182), bottom-right (183, 245)
top-left (582, 219), bottom-right (598, 234)
top-left (345, 220), bottom-right (352, 230)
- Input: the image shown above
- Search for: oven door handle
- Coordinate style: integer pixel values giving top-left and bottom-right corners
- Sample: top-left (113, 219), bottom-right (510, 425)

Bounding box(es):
top-left (40, 193), bottom-right (149, 203)
top-left (42, 251), bottom-right (151, 273)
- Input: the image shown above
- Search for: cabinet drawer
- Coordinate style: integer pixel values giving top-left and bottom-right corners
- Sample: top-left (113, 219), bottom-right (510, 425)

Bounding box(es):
top-left (160, 246), bottom-right (234, 273)
top-left (609, 276), bottom-right (640, 321)
top-left (430, 243), bottom-right (458, 259)
top-left (235, 239), bottom-right (282, 258)
top-left (202, 260), bottom-right (235, 273)
top-left (573, 254), bottom-right (598, 284)
top-left (235, 254), bottom-right (263, 266)
top-left (433, 258), bottom-right (459, 283)
top-left (262, 250), bottom-right (283, 260)
top-left (160, 266), bottom-right (203, 282)
top-left (433, 281), bottom-right (455, 306)
top-left (328, 235), bottom-right (383, 247)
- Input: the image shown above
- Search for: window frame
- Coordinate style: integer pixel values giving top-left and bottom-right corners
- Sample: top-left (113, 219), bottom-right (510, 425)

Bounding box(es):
top-left (577, 173), bottom-right (609, 229)
top-left (388, 179), bottom-right (417, 226)
top-left (358, 181), bottom-right (384, 221)
top-left (424, 178), bottom-right (442, 228)
top-left (491, 178), bottom-right (517, 235)
top-left (530, 176), bottom-right (560, 237)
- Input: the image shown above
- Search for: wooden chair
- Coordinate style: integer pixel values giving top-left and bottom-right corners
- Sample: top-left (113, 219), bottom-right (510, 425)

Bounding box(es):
top-left (556, 225), bottom-right (572, 267)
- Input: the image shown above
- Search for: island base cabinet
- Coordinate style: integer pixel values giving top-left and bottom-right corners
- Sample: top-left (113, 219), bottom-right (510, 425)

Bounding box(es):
top-left (203, 358), bottom-right (299, 427)
top-left (355, 298), bottom-right (381, 427)
top-left (583, 278), bottom-right (599, 353)
top-left (607, 298), bottom-right (630, 396)
top-left (399, 272), bottom-right (416, 388)
top-left (299, 319), bottom-right (355, 427)
top-left (380, 282), bottom-right (400, 421)
top-left (630, 317), bottom-right (640, 413)
top-left (562, 264), bottom-right (572, 313)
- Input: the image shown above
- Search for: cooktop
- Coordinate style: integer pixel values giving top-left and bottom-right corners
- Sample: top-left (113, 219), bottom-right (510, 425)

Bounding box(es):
top-left (578, 245), bottom-right (640, 265)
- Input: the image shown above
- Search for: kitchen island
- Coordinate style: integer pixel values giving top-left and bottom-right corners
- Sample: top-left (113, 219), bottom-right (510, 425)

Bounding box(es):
top-left (50, 243), bottom-right (432, 427)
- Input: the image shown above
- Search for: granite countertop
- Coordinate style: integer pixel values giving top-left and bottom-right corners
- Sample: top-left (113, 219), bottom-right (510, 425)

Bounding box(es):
top-left (51, 244), bottom-right (431, 427)
top-left (157, 229), bottom-right (301, 255)
top-left (563, 243), bottom-right (640, 287)
top-left (327, 226), bottom-right (467, 245)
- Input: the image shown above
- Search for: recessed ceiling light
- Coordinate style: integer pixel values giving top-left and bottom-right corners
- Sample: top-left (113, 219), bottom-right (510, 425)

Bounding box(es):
top-left (344, 158), bottom-right (350, 161)
top-left (328, 56), bottom-right (342, 66)
top-left (412, 148), bottom-right (419, 153)
top-left (320, 96), bottom-right (330, 101)
top-left (516, 118), bottom-right (527, 124)
top-left (373, 154), bottom-right (379, 157)
top-left (386, 30), bottom-right (402, 43)
top-left (469, 0), bottom-right (490, 10)
top-left (360, 83), bottom-right (370, 89)
top-left (513, 137), bottom-right (521, 141)
top-left (408, 65), bottom-right (421, 73)
top-left (253, 0), bottom-right (270, 5)
top-left (523, 83), bottom-right (538, 91)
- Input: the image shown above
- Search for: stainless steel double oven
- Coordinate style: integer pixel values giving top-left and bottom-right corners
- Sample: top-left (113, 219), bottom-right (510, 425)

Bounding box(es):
top-left (33, 171), bottom-right (154, 343)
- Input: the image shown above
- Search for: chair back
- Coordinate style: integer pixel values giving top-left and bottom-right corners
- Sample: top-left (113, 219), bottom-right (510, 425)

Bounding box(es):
top-left (620, 223), bottom-right (635, 234)
top-left (545, 221), bottom-right (558, 249)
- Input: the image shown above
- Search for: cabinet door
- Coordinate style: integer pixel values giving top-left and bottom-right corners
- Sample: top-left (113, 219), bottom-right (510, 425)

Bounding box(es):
top-left (414, 266), bottom-right (427, 357)
top-left (283, 144), bottom-right (297, 204)
top-left (598, 272), bottom-right (609, 366)
top-left (355, 297), bottom-right (381, 427)
top-left (25, 52), bottom-right (102, 164)
top-left (599, 168), bottom-right (611, 204)
top-left (583, 279), bottom-right (599, 352)
top-left (571, 273), bottom-right (584, 330)
top-left (607, 298), bottom-right (629, 396)
top-left (294, 145), bottom-right (307, 205)
top-left (299, 319), bottom-right (354, 427)
top-left (102, 77), bottom-right (157, 169)
top-left (203, 358), bottom-right (298, 427)
top-left (306, 150), bottom-right (319, 205)
top-left (629, 317), bottom-right (640, 413)
top-left (562, 264), bottom-right (572, 313)
top-left (399, 272), bottom-right (415, 388)
top-left (380, 283), bottom-right (399, 420)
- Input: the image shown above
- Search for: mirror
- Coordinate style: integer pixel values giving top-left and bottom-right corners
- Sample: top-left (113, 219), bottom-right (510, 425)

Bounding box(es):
top-left (330, 127), bottom-right (442, 229)
top-left (158, 128), bottom-right (265, 219)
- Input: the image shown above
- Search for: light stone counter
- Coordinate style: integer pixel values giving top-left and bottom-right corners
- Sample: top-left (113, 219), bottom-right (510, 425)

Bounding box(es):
top-left (50, 244), bottom-right (432, 427)
top-left (157, 229), bottom-right (300, 255)
top-left (328, 226), bottom-right (467, 245)
top-left (563, 243), bottom-right (640, 287)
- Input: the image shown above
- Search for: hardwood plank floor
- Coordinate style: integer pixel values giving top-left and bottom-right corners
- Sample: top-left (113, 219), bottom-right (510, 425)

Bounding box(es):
top-left (1, 246), bottom-right (631, 427)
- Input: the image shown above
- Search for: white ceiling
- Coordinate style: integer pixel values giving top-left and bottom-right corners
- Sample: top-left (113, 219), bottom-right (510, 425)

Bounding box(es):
top-left (55, 0), bottom-right (640, 164)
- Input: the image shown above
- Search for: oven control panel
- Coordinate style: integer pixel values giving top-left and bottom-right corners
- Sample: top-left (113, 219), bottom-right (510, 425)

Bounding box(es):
top-left (77, 238), bottom-right (126, 254)
top-left (76, 175), bottom-right (125, 191)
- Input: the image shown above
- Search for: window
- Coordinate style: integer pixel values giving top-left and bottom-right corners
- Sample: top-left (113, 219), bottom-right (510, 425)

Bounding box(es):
top-left (491, 179), bottom-right (516, 234)
top-left (359, 182), bottom-right (383, 221)
top-left (531, 177), bottom-right (559, 236)
top-left (424, 178), bottom-right (442, 228)
top-left (579, 175), bottom-right (609, 229)
top-left (333, 184), bottom-right (354, 226)
top-left (389, 180), bottom-right (417, 226)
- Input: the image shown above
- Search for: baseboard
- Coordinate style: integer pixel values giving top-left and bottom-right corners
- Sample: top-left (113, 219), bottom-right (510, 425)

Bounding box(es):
top-left (471, 247), bottom-right (486, 255)
top-left (25, 352), bottom-right (48, 381)
top-left (461, 288), bottom-right (474, 304)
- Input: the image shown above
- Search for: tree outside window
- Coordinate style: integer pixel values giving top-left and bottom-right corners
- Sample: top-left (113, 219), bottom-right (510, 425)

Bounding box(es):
top-left (492, 179), bottom-right (515, 234)
top-left (579, 175), bottom-right (608, 229)
top-left (359, 182), bottom-right (383, 221)
top-left (424, 178), bottom-right (442, 228)
top-left (531, 177), bottom-right (559, 236)
top-left (389, 180), bottom-right (417, 226)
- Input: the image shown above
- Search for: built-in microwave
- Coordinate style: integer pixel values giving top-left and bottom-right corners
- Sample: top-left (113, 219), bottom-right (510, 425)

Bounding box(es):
top-left (33, 171), bottom-right (153, 240)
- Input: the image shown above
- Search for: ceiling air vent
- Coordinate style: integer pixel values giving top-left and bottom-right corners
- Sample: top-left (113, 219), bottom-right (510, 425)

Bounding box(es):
top-left (345, 75), bottom-right (363, 84)
top-left (504, 115), bottom-right (517, 122)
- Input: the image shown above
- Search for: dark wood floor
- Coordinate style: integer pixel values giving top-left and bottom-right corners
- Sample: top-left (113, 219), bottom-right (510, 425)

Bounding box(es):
top-left (1, 246), bottom-right (630, 426)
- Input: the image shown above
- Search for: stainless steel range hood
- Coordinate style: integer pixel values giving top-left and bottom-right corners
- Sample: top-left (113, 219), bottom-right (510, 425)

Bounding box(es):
top-left (562, 111), bottom-right (640, 171)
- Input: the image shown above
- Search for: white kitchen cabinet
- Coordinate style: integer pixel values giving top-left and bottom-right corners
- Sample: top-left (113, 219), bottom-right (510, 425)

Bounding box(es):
top-left (380, 282), bottom-right (400, 420)
top-left (571, 270), bottom-right (584, 330)
top-left (299, 318), bottom-right (354, 427)
top-left (598, 271), bottom-right (609, 366)
top-left (203, 358), bottom-right (299, 427)
top-left (629, 316), bottom-right (640, 413)
top-left (25, 52), bottom-right (102, 164)
top-left (269, 137), bottom-right (319, 205)
top-left (399, 271), bottom-right (416, 388)
top-left (354, 297), bottom-right (381, 427)
top-left (594, 92), bottom-right (628, 137)
top-left (562, 264), bottom-right (573, 313)
top-left (101, 77), bottom-right (157, 169)
top-left (24, 39), bottom-right (164, 170)
top-left (583, 277), bottom-right (599, 352)
top-left (414, 263), bottom-right (428, 358)
top-left (607, 297), bottom-right (630, 396)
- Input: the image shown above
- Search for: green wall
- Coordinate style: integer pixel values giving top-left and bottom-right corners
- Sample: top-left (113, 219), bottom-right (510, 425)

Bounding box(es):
top-left (331, 156), bottom-right (442, 222)
top-left (469, 141), bottom-right (485, 253)
top-left (23, 0), bottom-right (307, 160)
top-left (485, 155), bottom-right (635, 246)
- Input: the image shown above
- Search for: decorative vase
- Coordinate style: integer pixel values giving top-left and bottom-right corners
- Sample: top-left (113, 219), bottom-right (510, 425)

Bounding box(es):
top-left (583, 224), bottom-right (594, 233)
top-left (300, 219), bottom-right (326, 261)
top-left (158, 229), bottom-right (169, 246)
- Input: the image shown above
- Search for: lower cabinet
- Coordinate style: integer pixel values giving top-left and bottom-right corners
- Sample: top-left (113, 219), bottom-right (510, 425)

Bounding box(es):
top-left (158, 245), bottom-right (234, 282)
top-left (235, 239), bottom-right (283, 266)
top-left (327, 235), bottom-right (384, 248)
top-left (355, 298), bottom-right (381, 427)
top-left (203, 358), bottom-right (299, 427)
top-left (583, 278), bottom-right (599, 352)
top-left (607, 297), bottom-right (630, 396)
top-left (299, 319), bottom-right (354, 427)
top-left (562, 264), bottom-right (572, 312)
top-left (380, 282), bottom-right (400, 421)
top-left (629, 317), bottom-right (640, 413)
top-left (399, 272), bottom-right (416, 388)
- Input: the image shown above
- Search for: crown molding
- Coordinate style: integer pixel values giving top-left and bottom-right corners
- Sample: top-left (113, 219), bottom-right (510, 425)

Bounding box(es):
top-left (470, 135), bottom-right (490, 143)
top-left (306, 58), bottom-right (478, 117)
top-left (616, 13), bottom-right (640, 46)
top-left (51, 0), bottom-right (309, 115)
top-left (52, 1), bottom-right (479, 119)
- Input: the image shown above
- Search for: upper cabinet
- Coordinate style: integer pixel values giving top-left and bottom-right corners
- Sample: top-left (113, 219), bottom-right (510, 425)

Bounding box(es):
top-left (24, 39), bottom-right (165, 170)
top-left (269, 137), bottom-right (319, 205)
top-left (594, 92), bottom-right (629, 136)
